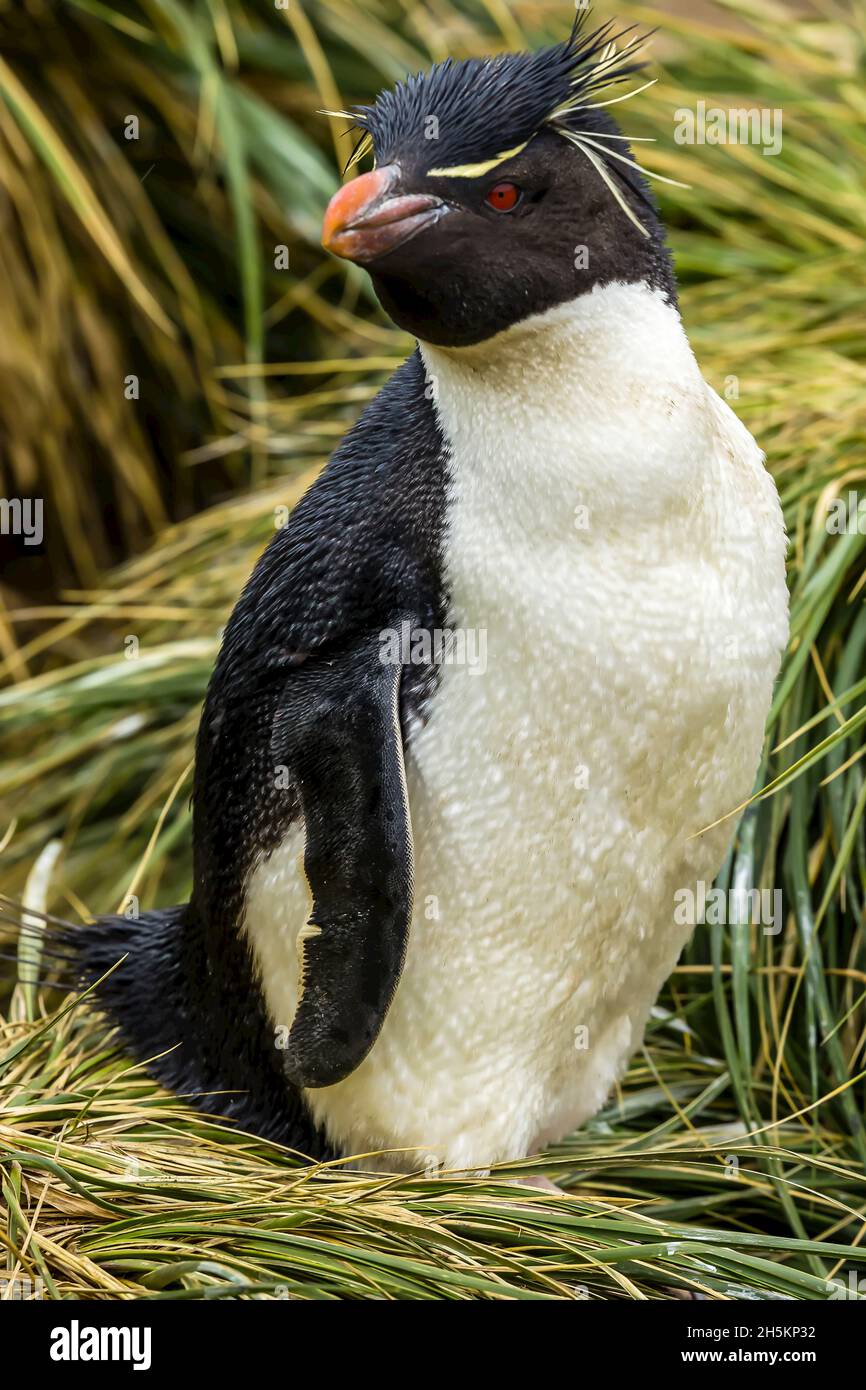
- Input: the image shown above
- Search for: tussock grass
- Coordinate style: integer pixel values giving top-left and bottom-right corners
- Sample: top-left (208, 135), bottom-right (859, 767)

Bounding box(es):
top-left (1, 0), bottom-right (865, 1299)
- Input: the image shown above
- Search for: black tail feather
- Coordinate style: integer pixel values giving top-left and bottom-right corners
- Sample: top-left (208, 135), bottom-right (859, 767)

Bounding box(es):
top-left (1, 896), bottom-right (333, 1159)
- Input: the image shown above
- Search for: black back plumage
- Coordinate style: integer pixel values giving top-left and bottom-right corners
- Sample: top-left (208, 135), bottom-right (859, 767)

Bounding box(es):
top-left (195, 349), bottom-right (449, 914)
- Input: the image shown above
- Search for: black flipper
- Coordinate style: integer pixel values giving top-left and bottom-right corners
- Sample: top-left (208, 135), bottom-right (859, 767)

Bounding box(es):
top-left (273, 638), bottom-right (413, 1088)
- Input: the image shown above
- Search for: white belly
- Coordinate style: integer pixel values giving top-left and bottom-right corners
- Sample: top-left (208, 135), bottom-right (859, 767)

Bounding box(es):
top-left (244, 285), bottom-right (788, 1170)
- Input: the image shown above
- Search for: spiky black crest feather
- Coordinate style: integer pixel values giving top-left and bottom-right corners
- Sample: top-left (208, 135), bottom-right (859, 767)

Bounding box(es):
top-left (348, 14), bottom-right (649, 173)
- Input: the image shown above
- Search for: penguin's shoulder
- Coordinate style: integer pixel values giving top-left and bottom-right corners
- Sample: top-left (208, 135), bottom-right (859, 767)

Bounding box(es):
top-left (190, 348), bottom-right (448, 924)
top-left (220, 347), bottom-right (448, 677)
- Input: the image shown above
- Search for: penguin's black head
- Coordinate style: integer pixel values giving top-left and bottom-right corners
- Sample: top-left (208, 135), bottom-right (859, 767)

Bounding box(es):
top-left (322, 16), bottom-right (678, 348)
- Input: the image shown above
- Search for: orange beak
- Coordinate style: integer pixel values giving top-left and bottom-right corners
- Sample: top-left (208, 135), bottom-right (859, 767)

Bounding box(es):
top-left (322, 165), bottom-right (445, 264)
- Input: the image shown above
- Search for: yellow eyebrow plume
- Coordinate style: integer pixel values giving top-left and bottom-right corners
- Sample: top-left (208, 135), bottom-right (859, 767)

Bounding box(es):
top-left (427, 140), bottom-right (529, 179)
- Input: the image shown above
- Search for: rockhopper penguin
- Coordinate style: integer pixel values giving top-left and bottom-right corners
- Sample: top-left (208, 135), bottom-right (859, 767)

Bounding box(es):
top-left (59, 19), bottom-right (789, 1168)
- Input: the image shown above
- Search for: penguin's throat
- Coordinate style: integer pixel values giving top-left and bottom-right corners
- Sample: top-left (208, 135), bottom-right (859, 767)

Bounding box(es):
top-left (418, 280), bottom-right (710, 529)
top-left (419, 280), bottom-right (698, 416)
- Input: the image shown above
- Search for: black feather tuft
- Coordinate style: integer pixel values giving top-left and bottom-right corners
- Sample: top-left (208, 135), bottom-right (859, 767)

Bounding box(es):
top-left (350, 12), bottom-right (650, 172)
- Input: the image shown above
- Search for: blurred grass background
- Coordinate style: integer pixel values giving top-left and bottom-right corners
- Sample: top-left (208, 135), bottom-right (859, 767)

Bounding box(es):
top-left (1, 0), bottom-right (865, 1300)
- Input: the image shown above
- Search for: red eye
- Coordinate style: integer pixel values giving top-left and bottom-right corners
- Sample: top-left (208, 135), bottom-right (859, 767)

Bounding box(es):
top-left (485, 181), bottom-right (521, 212)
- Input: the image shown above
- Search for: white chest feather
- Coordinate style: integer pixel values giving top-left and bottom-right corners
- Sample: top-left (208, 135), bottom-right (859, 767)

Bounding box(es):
top-left (245, 283), bottom-right (788, 1171)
